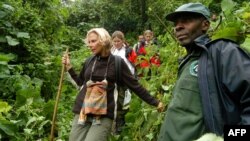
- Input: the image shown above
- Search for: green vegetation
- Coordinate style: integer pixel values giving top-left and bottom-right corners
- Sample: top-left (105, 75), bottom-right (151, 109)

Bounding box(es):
top-left (0, 0), bottom-right (249, 140)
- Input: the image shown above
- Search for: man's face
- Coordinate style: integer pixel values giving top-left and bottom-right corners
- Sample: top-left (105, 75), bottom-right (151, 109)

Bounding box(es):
top-left (173, 15), bottom-right (209, 46)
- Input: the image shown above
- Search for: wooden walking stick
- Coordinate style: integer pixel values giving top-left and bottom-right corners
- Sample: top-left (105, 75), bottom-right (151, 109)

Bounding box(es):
top-left (50, 48), bottom-right (69, 141)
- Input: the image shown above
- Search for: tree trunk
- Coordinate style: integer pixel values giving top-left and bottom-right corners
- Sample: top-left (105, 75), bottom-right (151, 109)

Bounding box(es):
top-left (140, 0), bottom-right (148, 29)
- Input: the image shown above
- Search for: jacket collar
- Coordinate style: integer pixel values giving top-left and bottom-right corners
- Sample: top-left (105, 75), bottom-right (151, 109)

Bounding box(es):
top-left (194, 34), bottom-right (211, 46)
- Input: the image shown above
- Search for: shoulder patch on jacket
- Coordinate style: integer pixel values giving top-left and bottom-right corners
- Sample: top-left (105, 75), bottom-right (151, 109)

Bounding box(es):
top-left (190, 60), bottom-right (198, 77)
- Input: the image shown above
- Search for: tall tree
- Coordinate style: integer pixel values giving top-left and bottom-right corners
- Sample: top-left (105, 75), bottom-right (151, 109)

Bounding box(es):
top-left (140, 0), bottom-right (148, 29)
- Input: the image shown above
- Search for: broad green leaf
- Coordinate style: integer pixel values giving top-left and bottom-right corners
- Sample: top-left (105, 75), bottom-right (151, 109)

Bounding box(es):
top-left (16, 89), bottom-right (40, 106)
top-left (9, 120), bottom-right (22, 124)
top-left (38, 120), bottom-right (50, 131)
top-left (2, 4), bottom-right (14, 12)
top-left (0, 53), bottom-right (15, 62)
top-left (212, 26), bottom-right (244, 43)
top-left (15, 85), bottom-right (43, 107)
top-left (26, 117), bottom-right (36, 127)
top-left (161, 85), bottom-right (170, 91)
top-left (145, 132), bottom-right (154, 140)
top-left (241, 36), bottom-right (250, 53)
top-left (33, 77), bottom-right (43, 88)
top-left (0, 73), bottom-right (10, 78)
top-left (15, 94), bottom-right (27, 107)
top-left (125, 112), bottom-right (136, 123)
top-left (0, 119), bottom-right (17, 136)
top-left (0, 64), bottom-right (10, 77)
top-left (242, 12), bottom-right (250, 20)
top-left (0, 61), bottom-right (7, 65)
top-left (43, 100), bottom-right (54, 119)
top-left (6, 36), bottom-right (19, 46)
top-left (37, 116), bottom-right (45, 121)
top-left (3, 21), bottom-right (12, 27)
top-left (0, 10), bottom-right (7, 19)
top-left (24, 128), bottom-right (32, 134)
top-left (221, 0), bottom-right (236, 17)
top-left (0, 101), bottom-right (11, 113)
top-left (26, 98), bottom-right (33, 105)
top-left (17, 32), bottom-right (30, 39)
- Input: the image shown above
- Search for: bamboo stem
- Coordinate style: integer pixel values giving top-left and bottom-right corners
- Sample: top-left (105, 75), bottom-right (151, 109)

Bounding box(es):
top-left (150, 10), bottom-right (177, 42)
top-left (50, 48), bottom-right (68, 141)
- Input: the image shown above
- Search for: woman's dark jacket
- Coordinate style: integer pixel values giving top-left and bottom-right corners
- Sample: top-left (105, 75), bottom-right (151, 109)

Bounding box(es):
top-left (68, 54), bottom-right (159, 119)
top-left (193, 35), bottom-right (250, 135)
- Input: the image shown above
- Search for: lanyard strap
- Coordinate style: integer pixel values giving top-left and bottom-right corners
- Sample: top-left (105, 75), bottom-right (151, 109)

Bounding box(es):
top-left (90, 55), bottom-right (111, 80)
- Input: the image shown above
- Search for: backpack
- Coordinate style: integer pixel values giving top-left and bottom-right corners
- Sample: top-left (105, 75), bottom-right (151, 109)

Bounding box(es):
top-left (83, 55), bottom-right (131, 133)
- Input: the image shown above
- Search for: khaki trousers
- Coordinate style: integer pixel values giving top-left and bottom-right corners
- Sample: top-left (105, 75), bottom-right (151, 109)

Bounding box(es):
top-left (69, 114), bottom-right (113, 141)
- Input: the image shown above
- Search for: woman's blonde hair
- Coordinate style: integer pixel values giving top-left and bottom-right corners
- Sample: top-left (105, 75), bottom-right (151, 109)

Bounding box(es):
top-left (85, 28), bottom-right (112, 54)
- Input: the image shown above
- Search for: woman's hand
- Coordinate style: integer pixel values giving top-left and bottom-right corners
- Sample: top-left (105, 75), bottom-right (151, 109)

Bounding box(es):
top-left (62, 52), bottom-right (72, 71)
top-left (157, 102), bottom-right (165, 112)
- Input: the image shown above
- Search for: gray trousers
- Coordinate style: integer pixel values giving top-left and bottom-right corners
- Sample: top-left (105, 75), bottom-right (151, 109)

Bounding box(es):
top-left (69, 114), bottom-right (113, 141)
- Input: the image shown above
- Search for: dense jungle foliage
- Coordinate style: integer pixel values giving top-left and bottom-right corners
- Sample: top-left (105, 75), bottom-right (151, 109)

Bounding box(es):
top-left (0, 0), bottom-right (250, 140)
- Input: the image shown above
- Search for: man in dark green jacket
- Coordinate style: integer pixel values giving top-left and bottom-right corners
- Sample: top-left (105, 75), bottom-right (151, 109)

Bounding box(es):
top-left (158, 3), bottom-right (250, 141)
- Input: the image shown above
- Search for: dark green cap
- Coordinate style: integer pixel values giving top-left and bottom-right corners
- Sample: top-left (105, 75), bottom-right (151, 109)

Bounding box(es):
top-left (166, 3), bottom-right (211, 21)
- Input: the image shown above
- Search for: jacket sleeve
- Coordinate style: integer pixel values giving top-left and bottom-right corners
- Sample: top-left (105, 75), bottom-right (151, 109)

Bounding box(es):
top-left (120, 59), bottom-right (159, 107)
top-left (219, 41), bottom-right (250, 124)
top-left (68, 63), bottom-right (86, 86)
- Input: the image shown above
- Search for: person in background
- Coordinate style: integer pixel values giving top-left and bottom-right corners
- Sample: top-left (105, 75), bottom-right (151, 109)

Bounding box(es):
top-left (136, 30), bottom-right (161, 70)
top-left (111, 31), bottom-right (137, 75)
top-left (136, 30), bottom-right (155, 55)
top-left (144, 30), bottom-right (159, 47)
top-left (158, 3), bottom-right (250, 141)
top-left (138, 35), bottom-right (145, 42)
top-left (62, 27), bottom-right (164, 141)
top-left (111, 30), bottom-right (137, 134)
top-left (133, 35), bottom-right (145, 53)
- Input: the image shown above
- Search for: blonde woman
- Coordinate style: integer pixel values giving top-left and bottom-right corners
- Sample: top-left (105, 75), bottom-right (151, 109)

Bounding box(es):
top-left (62, 28), bottom-right (163, 141)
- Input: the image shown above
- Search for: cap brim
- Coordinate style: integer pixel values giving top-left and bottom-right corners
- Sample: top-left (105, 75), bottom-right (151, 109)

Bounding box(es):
top-left (166, 11), bottom-right (204, 22)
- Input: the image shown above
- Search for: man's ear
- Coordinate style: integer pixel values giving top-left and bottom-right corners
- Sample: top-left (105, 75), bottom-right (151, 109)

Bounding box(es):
top-left (202, 20), bottom-right (210, 32)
